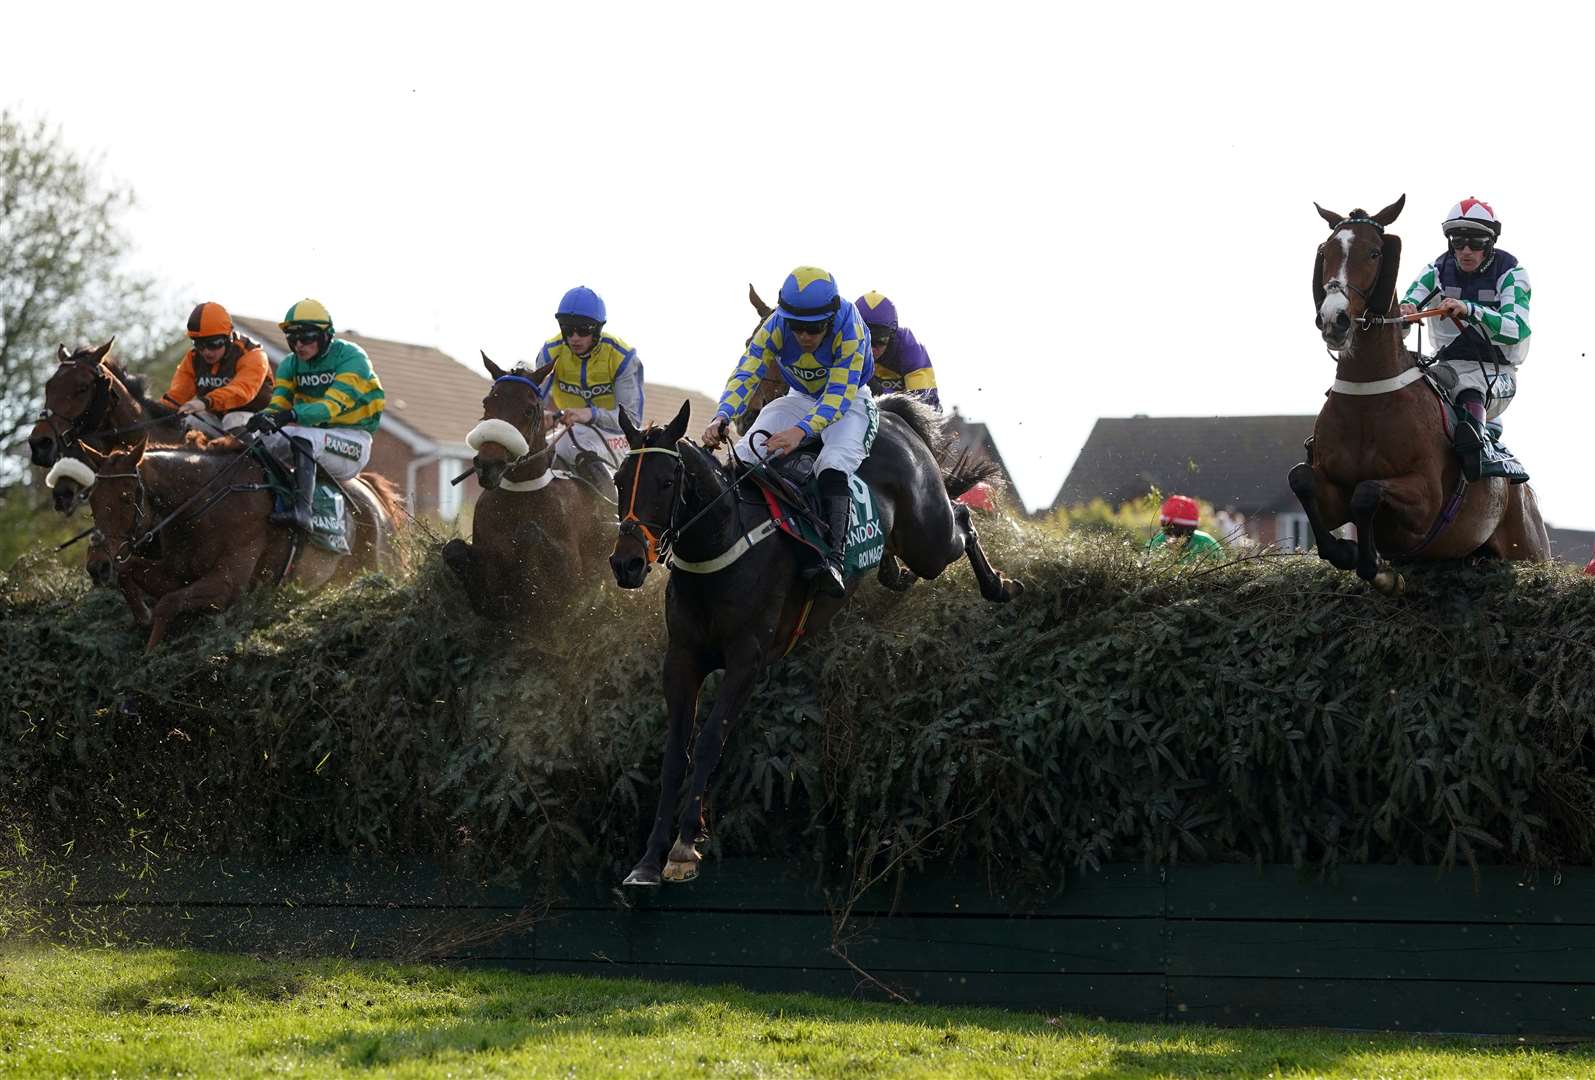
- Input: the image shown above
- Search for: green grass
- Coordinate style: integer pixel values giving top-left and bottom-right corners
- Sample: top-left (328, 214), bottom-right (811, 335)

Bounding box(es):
top-left (1, 946), bottom-right (1591, 1078)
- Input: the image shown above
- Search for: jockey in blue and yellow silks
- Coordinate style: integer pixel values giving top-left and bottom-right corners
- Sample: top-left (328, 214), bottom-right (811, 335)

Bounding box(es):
top-left (702, 266), bottom-right (873, 598)
top-left (530, 285), bottom-right (643, 500)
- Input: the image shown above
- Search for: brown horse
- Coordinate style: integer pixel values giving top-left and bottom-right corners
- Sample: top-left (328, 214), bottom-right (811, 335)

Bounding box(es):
top-left (29, 340), bottom-right (177, 481)
top-left (441, 353), bottom-right (613, 620)
top-left (1290, 194), bottom-right (1549, 593)
top-left (75, 439), bottom-right (402, 649)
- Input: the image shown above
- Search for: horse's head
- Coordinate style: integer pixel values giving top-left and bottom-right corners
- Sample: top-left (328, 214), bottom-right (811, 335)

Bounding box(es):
top-left (31, 340), bottom-right (117, 465)
top-left (1313, 196), bottom-right (1404, 350)
top-left (82, 443), bottom-right (148, 588)
top-left (44, 451), bottom-right (97, 516)
top-left (610, 399), bottom-right (693, 589)
top-left (468, 352), bottom-right (553, 490)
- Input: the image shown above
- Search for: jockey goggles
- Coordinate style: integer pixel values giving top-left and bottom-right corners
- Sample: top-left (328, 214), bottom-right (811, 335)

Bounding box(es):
top-left (1449, 233), bottom-right (1493, 252)
top-left (558, 318), bottom-right (601, 338)
top-left (285, 328), bottom-right (324, 344)
top-left (867, 325), bottom-right (894, 348)
top-left (786, 317), bottom-right (831, 336)
top-left (193, 335), bottom-right (229, 351)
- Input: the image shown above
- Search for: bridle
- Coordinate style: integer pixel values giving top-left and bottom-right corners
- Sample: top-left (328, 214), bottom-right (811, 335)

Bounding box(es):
top-left (617, 446), bottom-right (683, 567)
top-left (37, 360), bottom-right (116, 454)
top-left (1319, 213), bottom-right (1387, 332)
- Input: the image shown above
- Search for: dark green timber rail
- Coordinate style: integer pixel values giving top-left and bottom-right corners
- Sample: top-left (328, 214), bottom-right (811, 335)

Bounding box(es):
top-left (51, 859), bottom-right (1595, 1036)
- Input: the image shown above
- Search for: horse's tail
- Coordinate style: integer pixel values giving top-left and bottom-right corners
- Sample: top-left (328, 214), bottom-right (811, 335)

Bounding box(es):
top-left (357, 470), bottom-right (404, 526)
top-left (875, 393), bottom-right (997, 500)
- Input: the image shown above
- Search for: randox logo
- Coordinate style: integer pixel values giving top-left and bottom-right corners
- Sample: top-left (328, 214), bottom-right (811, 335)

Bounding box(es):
top-left (325, 435), bottom-right (361, 459)
top-left (195, 375), bottom-right (231, 389)
top-left (877, 378), bottom-right (905, 392)
top-left (558, 380), bottom-right (613, 400)
top-left (297, 371), bottom-right (339, 388)
top-left (791, 366), bottom-right (828, 382)
top-left (847, 519), bottom-right (884, 547)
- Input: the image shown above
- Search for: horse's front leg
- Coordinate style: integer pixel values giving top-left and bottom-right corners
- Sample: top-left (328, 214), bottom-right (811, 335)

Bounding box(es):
top-left (624, 645), bottom-right (709, 887)
top-left (1287, 463), bottom-right (1358, 571)
top-left (1348, 479), bottom-right (1414, 595)
top-left (663, 643), bottom-right (768, 883)
top-left (144, 569), bottom-right (245, 650)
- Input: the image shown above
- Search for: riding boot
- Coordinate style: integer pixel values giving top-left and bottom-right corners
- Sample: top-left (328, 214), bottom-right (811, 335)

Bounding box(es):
top-left (801, 469), bottom-right (849, 599)
top-left (1452, 393), bottom-right (1487, 483)
top-left (270, 435), bottom-right (317, 534)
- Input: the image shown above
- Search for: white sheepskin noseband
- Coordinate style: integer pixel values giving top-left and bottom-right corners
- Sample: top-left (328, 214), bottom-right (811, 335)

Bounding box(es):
top-left (466, 419), bottom-right (530, 458)
top-left (46, 457), bottom-right (97, 491)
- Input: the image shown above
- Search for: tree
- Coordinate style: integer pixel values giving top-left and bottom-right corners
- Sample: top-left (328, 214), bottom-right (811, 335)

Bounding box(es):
top-left (0, 108), bottom-right (167, 473)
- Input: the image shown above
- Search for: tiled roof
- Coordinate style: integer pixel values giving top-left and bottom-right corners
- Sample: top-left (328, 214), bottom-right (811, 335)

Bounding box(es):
top-left (1053, 415), bottom-right (1316, 512)
top-left (233, 316), bottom-right (486, 450)
top-left (944, 409), bottom-right (1015, 487)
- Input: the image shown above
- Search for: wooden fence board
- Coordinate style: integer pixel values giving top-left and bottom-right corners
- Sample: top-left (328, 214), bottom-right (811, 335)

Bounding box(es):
top-left (1168, 976), bottom-right (1595, 1036)
top-left (1169, 919), bottom-right (1595, 984)
top-left (1167, 865), bottom-right (1594, 925)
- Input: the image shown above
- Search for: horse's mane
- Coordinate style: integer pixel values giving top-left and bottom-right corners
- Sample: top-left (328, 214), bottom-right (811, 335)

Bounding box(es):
top-left (357, 470), bottom-right (403, 524)
top-left (876, 394), bottom-right (1001, 501)
top-left (101, 356), bottom-right (149, 402)
top-left (877, 394), bottom-right (951, 459)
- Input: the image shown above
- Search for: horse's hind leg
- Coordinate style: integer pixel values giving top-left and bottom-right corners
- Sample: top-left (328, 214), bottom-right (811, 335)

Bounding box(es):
top-left (1348, 480), bottom-right (1410, 595)
top-left (952, 502), bottom-right (1022, 603)
top-left (1287, 463), bottom-right (1358, 571)
top-left (1485, 481), bottom-right (1551, 561)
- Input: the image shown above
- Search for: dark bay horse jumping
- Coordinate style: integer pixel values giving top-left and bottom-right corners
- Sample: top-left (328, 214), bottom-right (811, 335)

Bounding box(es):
top-left (610, 396), bottom-right (1022, 886)
top-left (1291, 194), bottom-right (1548, 593)
top-left (441, 353), bottom-right (613, 620)
top-left (75, 440), bottom-right (402, 649)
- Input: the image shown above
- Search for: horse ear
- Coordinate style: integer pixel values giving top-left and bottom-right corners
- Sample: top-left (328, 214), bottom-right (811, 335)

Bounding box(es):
top-left (1368, 233), bottom-right (1402, 317)
top-left (57, 344), bottom-right (71, 364)
top-left (663, 399), bottom-right (692, 445)
top-left (91, 338), bottom-right (115, 365)
top-left (749, 283), bottom-right (773, 319)
top-left (529, 361), bottom-right (556, 386)
top-left (1373, 194), bottom-right (1405, 227)
top-left (619, 408), bottom-right (642, 449)
top-left (481, 351), bottom-right (506, 380)
top-left (1314, 202), bottom-right (1342, 229)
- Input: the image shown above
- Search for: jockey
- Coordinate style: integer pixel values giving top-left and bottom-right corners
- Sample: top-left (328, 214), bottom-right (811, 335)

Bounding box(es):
top-left (702, 266), bottom-right (873, 598)
top-left (245, 299), bottom-right (385, 533)
top-left (531, 285), bottom-right (642, 501)
top-left (1145, 495), bottom-right (1223, 562)
top-left (855, 292), bottom-right (940, 412)
top-left (159, 302), bottom-right (272, 434)
top-left (1398, 197), bottom-right (1531, 483)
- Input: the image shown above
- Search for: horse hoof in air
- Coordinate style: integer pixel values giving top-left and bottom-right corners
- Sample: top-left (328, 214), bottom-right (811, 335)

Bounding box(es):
top-left (662, 860), bottom-right (699, 883)
top-left (622, 866), bottom-right (661, 887)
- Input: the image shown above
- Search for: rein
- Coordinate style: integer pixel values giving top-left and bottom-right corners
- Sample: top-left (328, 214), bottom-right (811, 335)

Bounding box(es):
top-left (618, 440), bottom-right (770, 570)
top-left (96, 444), bottom-right (264, 561)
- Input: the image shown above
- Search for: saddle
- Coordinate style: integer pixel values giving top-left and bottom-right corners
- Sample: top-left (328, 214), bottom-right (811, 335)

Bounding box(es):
top-left (253, 444), bottom-right (352, 554)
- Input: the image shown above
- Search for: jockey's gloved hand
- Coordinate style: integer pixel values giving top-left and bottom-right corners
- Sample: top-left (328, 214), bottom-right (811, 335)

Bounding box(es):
top-left (245, 411), bottom-right (288, 436)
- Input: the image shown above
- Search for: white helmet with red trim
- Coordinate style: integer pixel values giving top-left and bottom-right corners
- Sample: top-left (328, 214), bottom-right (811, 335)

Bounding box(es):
top-left (1442, 197), bottom-right (1501, 238)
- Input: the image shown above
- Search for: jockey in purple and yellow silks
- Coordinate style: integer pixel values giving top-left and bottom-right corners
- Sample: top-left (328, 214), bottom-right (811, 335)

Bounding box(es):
top-left (855, 292), bottom-right (940, 412)
top-left (702, 265), bottom-right (873, 598)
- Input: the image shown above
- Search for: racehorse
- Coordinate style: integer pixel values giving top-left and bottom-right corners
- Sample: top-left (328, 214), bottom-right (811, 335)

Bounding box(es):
top-left (74, 439), bottom-right (403, 650)
top-left (29, 340), bottom-right (175, 477)
top-left (441, 353), bottom-right (614, 620)
top-left (1291, 194), bottom-right (1549, 593)
top-left (609, 396), bottom-right (1023, 886)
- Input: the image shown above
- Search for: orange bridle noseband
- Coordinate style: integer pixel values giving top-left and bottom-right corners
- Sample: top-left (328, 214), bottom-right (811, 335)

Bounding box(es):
top-left (618, 446), bottom-right (681, 566)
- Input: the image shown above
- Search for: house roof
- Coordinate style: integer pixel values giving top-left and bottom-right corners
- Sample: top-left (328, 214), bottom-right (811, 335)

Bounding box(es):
top-left (1053, 414), bottom-right (1315, 512)
top-left (234, 316), bottom-right (487, 450)
top-left (1545, 525), bottom-right (1595, 566)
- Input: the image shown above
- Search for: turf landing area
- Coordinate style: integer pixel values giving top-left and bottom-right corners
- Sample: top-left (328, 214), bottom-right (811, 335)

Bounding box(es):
top-left (1, 947), bottom-right (1591, 1078)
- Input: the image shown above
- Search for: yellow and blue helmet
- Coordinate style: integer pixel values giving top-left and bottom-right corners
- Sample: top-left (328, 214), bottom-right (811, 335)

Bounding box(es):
top-left (777, 266), bottom-right (841, 323)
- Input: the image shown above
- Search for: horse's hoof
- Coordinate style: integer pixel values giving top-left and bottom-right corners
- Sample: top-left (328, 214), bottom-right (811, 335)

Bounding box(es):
top-left (622, 866), bottom-right (661, 887)
top-left (1004, 577), bottom-right (1025, 600)
top-left (441, 539), bottom-right (470, 575)
top-left (1373, 569), bottom-right (1405, 595)
top-left (662, 860), bottom-right (699, 883)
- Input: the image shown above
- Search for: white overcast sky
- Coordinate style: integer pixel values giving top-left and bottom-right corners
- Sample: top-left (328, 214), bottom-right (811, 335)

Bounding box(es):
top-left (6, 2), bottom-right (1592, 524)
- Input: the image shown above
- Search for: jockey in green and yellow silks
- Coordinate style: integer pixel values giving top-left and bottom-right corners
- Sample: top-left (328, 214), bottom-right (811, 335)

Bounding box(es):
top-left (702, 266), bottom-right (874, 598)
top-left (245, 298), bottom-right (384, 533)
top-left (530, 286), bottom-right (643, 499)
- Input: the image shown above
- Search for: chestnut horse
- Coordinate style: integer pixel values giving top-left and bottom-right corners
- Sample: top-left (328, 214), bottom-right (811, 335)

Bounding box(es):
top-left (441, 353), bottom-right (613, 621)
top-left (75, 440), bottom-right (403, 649)
top-left (610, 396), bottom-right (1022, 886)
top-left (1290, 195), bottom-right (1548, 593)
top-left (29, 340), bottom-right (176, 474)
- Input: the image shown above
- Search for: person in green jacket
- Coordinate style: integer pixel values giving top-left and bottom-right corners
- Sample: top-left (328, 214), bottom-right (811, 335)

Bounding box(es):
top-left (245, 298), bottom-right (385, 533)
top-left (1145, 494), bottom-right (1223, 562)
